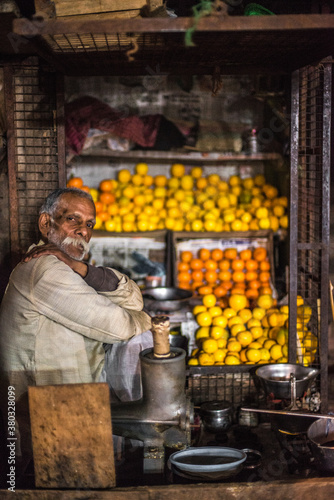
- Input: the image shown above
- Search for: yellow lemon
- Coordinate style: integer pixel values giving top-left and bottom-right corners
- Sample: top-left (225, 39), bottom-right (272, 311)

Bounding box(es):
top-left (270, 344), bottom-right (283, 361)
top-left (94, 215), bottom-right (103, 230)
top-left (276, 328), bottom-right (288, 346)
top-left (210, 326), bottom-right (229, 340)
top-left (247, 318), bottom-right (262, 329)
top-left (254, 174), bottom-right (266, 187)
top-left (268, 327), bottom-right (280, 340)
top-left (196, 311), bottom-right (213, 327)
top-left (193, 305), bottom-right (207, 316)
top-left (227, 340), bottom-right (242, 353)
top-left (236, 330), bottom-right (253, 347)
top-left (213, 348), bottom-right (228, 363)
top-left (230, 323), bottom-right (247, 337)
top-left (282, 344), bottom-right (288, 358)
top-left (238, 308), bottom-right (253, 324)
top-left (263, 339), bottom-right (276, 351)
top-left (202, 338), bottom-right (218, 354)
top-left (248, 341), bottom-right (262, 349)
top-left (252, 307), bottom-right (266, 320)
top-left (249, 326), bottom-right (263, 339)
top-left (135, 162), bottom-right (149, 175)
top-left (212, 315), bottom-right (228, 328)
top-left (188, 357), bottom-right (199, 366)
top-left (117, 169), bottom-right (131, 183)
top-left (223, 307), bottom-right (237, 319)
top-left (104, 218), bottom-right (116, 232)
top-left (302, 333), bottom-right (318, 352)
top-left (195, 326), bottom-right (210, 341)
top-left (192, 219), bottom-right (204, 232)
top-left (256, 335), bottom-right (268, 345)
top-left (229, 294), bottom-right (248, 312)
top-left (240, 348), bottom-right (248, 363)
top-left (257, 294), bottom-right (274, 310)
top-left (228, 316), bottom-right (244, 328)
top-left (225, 355), bottom-right (241, 365)
top-left (191, 166), bottom-right (203, 178)
top-left (217, 338), bottom-right (228, 348)
top-left (279, 215), bottom-right (288, 228)
top-left (276, 356), bottom-right (288, 364)
top-left (259, 348), bottom-right (271, 361)
top-left (246, 348), bottom-right (261, 363)
top-left (198, 352), bottom-right (215, 366)
top-left (202, 294), bottom-right (217, 308)
top-left (170, 163), bottom-right (185, 178)
top-left (181, 175), bottom-right (194, 190)
top-left (268, 312), bottom-right (285, 328)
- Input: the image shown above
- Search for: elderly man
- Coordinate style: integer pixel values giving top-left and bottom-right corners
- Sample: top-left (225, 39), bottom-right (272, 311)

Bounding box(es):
top-left (0, 187), bottom-right (151, 480)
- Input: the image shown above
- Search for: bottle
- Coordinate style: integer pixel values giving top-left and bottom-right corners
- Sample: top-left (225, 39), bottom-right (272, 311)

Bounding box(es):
top-left (248, 128), bottom-right (258, 154)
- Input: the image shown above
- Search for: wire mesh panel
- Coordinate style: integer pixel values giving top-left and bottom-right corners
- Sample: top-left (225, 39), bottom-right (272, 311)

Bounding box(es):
top-left (186, 367), bottom-right (260, 409)
top-left (6, 60), bottom-right (63, 258)
top-left (289, 60), bottom-right (331, 411)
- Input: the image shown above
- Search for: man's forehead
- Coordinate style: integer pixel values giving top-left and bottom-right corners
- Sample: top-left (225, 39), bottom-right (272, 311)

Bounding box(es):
top-left (58, 193), bottom-right (95, 213)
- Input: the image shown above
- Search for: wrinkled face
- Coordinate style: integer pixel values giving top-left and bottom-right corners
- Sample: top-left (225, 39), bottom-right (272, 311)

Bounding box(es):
top-left (47, 193), bottom-right (96, 261)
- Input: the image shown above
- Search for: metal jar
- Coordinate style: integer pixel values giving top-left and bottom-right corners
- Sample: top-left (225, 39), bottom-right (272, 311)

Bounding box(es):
top-left (199, 401), bottom-right (232, 433)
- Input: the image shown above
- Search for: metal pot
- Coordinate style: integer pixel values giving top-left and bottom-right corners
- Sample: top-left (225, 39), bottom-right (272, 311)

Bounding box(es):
top-left (255, 363), bottom-right (319, 399)
top-left (307, 417), bottom-right (334, 472)
top-left (199, 401), bottom-right (232, 433)
top-left (141, 287), bottom-right (192, 312)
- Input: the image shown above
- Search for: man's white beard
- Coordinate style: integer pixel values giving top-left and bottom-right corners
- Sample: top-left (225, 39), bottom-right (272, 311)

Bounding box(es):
top-left (48, 229), bottom-right (90, 261)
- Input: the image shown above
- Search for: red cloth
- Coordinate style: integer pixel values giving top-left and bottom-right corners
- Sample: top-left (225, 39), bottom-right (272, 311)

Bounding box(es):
top-left (65, 96), bottom-right (161, 155)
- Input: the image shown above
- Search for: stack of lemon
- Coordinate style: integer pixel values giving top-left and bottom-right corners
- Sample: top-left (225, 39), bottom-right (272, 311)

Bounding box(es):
top-left (188, 293), bottom-right (317, 367)
top-left (67, 163), bottom-right (288, 233)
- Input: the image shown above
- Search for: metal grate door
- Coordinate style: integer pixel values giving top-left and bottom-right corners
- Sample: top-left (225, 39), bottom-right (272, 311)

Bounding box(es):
top-left (289, 59), bottom-right (332, 412)
top-left (4, 58), bottom-right (65, 263)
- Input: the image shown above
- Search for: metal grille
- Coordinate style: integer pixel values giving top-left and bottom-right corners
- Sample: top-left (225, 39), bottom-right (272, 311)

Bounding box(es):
top-left (186, 367), bottom-right (260, 408)
top-left (289, 60), bottom-right (331, 411)
top-left (9, 62), bottom-right (60, 255)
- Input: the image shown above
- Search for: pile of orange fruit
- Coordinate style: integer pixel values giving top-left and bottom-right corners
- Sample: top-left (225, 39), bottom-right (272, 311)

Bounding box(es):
top-left (188, 294), bottom-right (317, 367)
top-left (177, 246), bottom-right (273, 305)
top-left (66, 162), bottom-right (288, 233)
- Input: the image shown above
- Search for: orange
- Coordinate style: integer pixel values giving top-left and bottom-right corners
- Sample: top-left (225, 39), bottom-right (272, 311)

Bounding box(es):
top-left (224, 248), bottom-right (237, 260)
top-left (198, 248), bottom-right (211, 261)
top-left (260, 260), bottom-right (271, 271)
top-left (220, 281), bottom-right (233, 291)
top-left (177, 272), bottom-right (191, 283)
top-left (231, 259), bottom-right (245, 271)
top-left (192, 270), bottom-right (204, 282)
top-left (239, 249), bottom-right (252, 261)
top-left (245, 288), bottom-right (259, 300)
top-left (236, 330), bottom-right (253, 347)
top-left (178, 261), bottom-right (190, 272)
top-left (259, 286), bottom-right (272, 295)
top-left (204, 259), bottom-right (218, 271)
top-left (218, 259), bottom-right (231, 271)
top-left (213, 285), bottom-right (228, 298)
top-left (245, 271), bottom-right (258, 282)
top-left (245, 259), bottom-right (259, 271)
top-left (197, 285), bottom-right (213, 296)
top-left (181, 251), bottom-right (193, 263)
top-left (97, 211), bottom-right (110, 222)
top-left (67, 177), bottom-right (83, 188)
top-left (192, 281), bottom-right (203, 291)
top-left (80, 186), bottom-right (90, 193)
top-left (178, 281), bottom-right (191, 290)
top-left (211, 248), bottom-right (224, 261)
top-left (218, 270), bottom-right (232, 282)
top-left (190, 258), bottom-right (204, 270)
top-left (259, 271), bottom-right (271, 283)
top-left (248, 279), bottom-right (261, 290)
top-left (205, 270), bottom-right (218, 284)
top-left (99, 192), bottom-right (115, 205)
top-left (94, 200), bottom-right (104, 213)
top-left (253, 247), bottom-right (267, 262)
top-left (230, 286), bottom-right (246, 295)
top-left (99, 179), bottom-right (114, 192)
top-left (232, 271), bottom-right (246, 283)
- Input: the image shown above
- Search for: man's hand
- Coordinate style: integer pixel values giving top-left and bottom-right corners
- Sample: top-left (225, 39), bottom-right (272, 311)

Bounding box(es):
top-left (22, 244), bottom-right (88, 278)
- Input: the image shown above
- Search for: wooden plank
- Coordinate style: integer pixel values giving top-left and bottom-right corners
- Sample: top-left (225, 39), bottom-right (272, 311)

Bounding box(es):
top-left (28, 383), bottom-right (115, 489)
top-left (57, 10), bottom-right (141, 20)
top-left (53, 0), bottom-right (145, 16)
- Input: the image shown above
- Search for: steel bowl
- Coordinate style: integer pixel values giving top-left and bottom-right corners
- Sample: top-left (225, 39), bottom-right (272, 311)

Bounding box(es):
top-left (199, 400), bottom-right (232, 433)
top-left (255, 363), bottom-right (319, 399)
top-left (141, 287), bottom-right (192, 312)
top-left (307, 417), bottom-right (334, 472)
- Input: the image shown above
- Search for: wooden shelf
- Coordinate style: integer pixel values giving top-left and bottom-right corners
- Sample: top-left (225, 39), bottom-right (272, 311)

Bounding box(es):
top-left (78, 148), bottom-right (283, 163)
